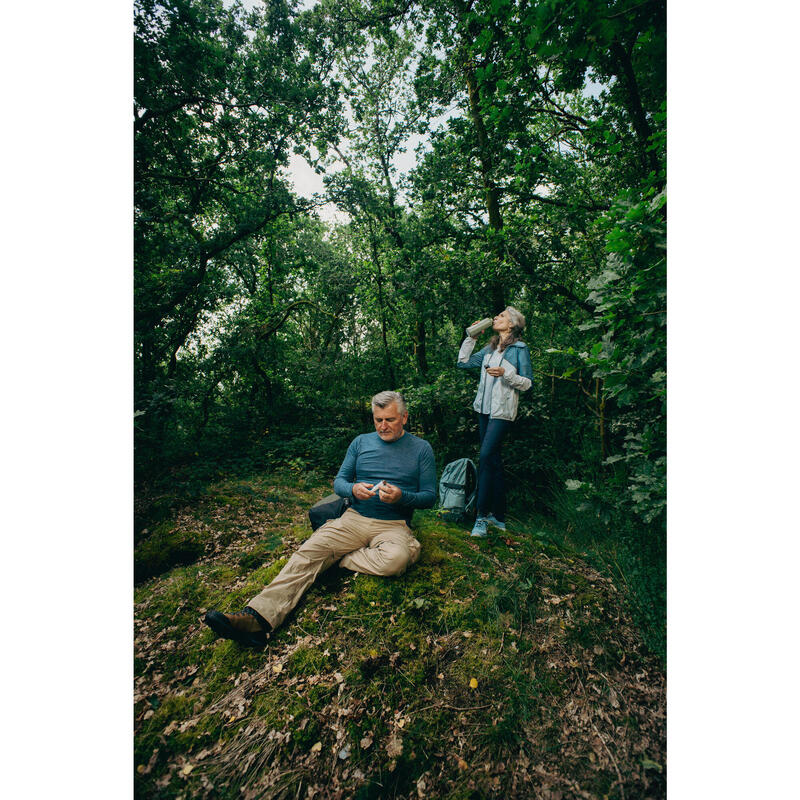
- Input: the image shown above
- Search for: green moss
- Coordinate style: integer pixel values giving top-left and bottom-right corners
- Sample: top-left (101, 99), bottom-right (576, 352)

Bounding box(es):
top-left (205, 493), bottom-right (244, 508)
top-left (135, 520), bottom-right (205, 583)
top-left (171, 710), bottom-right (226, 751)
top-left (289, 522), bottom-right (313, 542)
top-left (135, 694), bottom-right (195, 763)
top-left (287, 645), bottom-right (331, 676)
top-left (251, 687), bottom-right (296, 727)
top-left (573, 589), bottom-right (602, 611)
top-left (415, 536), bottom-right (448, 566)
top-left (201, 640), bottom-right (268, 694)
top-left (237, 533), bottom-right (282, 569)
top-left (351, 573), bottom-right (401, 606)
top-left (305, 682), bottom-right (336, 706)
top-left (291, 716), bottom-right (320, 750)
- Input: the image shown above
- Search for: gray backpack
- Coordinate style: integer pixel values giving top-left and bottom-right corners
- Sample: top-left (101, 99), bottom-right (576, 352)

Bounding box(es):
top-left (438, 458), bottom-right (478, 522)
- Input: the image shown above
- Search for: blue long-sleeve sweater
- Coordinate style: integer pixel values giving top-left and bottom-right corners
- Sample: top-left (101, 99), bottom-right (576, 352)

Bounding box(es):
top-left (333, 431), bottom-right (436, 523)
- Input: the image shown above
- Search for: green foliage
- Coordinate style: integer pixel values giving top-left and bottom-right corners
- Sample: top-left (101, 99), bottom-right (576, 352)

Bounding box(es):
top-left (573, 182), bottom-right (666, 528)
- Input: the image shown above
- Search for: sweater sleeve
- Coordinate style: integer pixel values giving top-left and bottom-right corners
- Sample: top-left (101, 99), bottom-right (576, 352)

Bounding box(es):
top-left (333, 436), bottom-right (360, 498)
top-left (399, 442), bottom-right (437, 509)
top-left (457, 337), bottom-right (489, 369)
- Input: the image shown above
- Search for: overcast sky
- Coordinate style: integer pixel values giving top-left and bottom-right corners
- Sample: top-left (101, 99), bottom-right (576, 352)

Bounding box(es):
top-left (229, 0), bottom-right (605, 224)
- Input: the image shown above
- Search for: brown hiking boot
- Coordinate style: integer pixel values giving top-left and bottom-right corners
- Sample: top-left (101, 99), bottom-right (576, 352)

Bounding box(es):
top-left (203, 607), bottom-right (270, 647)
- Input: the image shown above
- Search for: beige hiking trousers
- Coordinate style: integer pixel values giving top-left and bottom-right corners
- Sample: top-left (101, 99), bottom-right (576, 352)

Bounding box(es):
top-left (247, 508), bottom-right (421, 630)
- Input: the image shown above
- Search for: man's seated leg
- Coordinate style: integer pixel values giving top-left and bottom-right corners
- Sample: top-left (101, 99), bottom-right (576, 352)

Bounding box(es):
top-left (204, 510), bottom-right (371, 644)
top-left (339, 526), bottom-right (421, 577)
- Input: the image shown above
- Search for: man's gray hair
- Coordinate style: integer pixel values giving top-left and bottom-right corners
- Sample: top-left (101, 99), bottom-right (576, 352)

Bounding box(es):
top-left (371, 390), bottom-right (407, 414)
top-left (506, 306), bottom-right (526, 332)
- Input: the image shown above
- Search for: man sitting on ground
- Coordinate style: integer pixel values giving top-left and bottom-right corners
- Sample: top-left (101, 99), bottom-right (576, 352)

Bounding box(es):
top-left (204, 391), bottom-right (436, 646)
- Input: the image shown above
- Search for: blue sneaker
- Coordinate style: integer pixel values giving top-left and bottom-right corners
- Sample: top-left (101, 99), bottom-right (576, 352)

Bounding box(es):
top-left (485, 514), bottom-right (507, 531)
top-left (470, 517), bottom-right (488, 538)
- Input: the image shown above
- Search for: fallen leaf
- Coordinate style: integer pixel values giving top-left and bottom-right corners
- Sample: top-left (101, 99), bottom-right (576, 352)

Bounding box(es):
top-left (386, 735), bottom-right (403, 758)
top-left (457, 757), bottom-right (469, 771)
top-left (360, 736), bottom-right (373, 749)
top-left (310, 741), bottom-right (322, 754)
top-left (181, 764), bottom-right (194, 776)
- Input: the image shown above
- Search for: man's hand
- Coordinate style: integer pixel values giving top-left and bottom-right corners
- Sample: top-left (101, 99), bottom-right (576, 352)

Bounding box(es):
top-left (352, 482), bottom-right (377, 500)
top-left (486, 366), bottom-right (505, 377)
top-left (377, 481), bottom-right (403, 504)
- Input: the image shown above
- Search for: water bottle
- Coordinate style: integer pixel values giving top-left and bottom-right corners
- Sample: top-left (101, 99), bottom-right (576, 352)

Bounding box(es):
top-left (466, 317), bottom-right (492, 337)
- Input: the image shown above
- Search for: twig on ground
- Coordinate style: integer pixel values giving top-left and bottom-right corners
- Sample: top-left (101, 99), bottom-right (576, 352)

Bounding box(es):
top-left (413, 702), bottom-right (491, 714)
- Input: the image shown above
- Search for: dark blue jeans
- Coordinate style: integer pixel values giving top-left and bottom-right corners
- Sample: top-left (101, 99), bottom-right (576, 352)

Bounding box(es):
top-left (477, 414), bottom-right (513, 522)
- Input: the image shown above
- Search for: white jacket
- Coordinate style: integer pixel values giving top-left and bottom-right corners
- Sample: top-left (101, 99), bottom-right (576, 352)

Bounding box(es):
top-left (457, 336), bottom-right (533, 421)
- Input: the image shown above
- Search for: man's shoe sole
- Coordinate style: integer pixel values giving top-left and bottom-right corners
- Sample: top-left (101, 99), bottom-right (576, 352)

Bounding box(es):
top-left (203, 610), bottom-right (266, 648)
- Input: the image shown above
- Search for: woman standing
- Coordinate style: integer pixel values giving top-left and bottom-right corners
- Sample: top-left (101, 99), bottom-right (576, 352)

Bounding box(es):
top-left (457, 307), bottom-right (533, 537)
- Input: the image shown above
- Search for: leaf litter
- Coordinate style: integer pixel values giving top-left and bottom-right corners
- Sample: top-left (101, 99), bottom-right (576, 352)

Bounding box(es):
top-left (135, 474), bottom-right (665, 798)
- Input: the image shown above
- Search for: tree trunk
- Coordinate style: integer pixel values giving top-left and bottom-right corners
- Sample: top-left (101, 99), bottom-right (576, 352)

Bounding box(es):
top-left (367, 220), bottom-right (397, 386)
top-left (415, 313), bottom-right (428, 378)
top-left (609, 40), bottom-right (659, 177)
top-left (464, 64), bottom-right (505, 311)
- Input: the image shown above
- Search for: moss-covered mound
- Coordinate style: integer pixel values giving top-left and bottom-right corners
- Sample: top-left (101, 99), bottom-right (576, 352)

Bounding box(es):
top-left (134, 473), bottom-right (665, 799)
